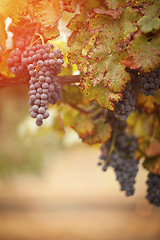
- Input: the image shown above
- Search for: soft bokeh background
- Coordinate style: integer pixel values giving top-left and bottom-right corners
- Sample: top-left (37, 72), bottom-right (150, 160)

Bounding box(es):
top-left (0, 86), bottom-right (160, 240)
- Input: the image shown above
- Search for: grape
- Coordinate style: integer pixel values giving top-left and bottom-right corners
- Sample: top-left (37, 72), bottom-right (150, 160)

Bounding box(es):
top-left (113, 69), bottom-right (139, 121)
top-left (139, 66), bottom-right (160, 96)
top-left (36, 119), bottom-right (43, 126)
top-left (7, 20), bottom-right (64, 127)
top-left (99, 111), bottom-right (139, 197)
top-left (146, 173), bottom-right (160, 206)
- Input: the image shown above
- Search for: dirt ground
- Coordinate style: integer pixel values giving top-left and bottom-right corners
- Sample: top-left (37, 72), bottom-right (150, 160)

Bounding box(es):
top-left (0, 145), bottom-right (160, 240)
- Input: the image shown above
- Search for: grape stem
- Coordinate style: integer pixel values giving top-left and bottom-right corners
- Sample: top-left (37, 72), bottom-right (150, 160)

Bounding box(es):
top-left (105, 129), bottom-right (117, 165)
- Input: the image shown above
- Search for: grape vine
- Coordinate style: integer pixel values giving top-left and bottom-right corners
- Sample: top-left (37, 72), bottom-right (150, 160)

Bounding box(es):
top-left (0, 0), bottom-right (160, 206)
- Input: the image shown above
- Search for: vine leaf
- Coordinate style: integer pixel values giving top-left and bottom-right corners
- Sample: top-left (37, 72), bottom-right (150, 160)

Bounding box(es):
top-left (143, 156), bottom-right (160, 175)
top-left (138, 16), bottom-right (160, 33)
top-left (80, 0), bottom-right (102, 11)
top-left (43, 25), bottom-right (60, 39)
top-left (0, 14), bottom-right (7, 50)
top-left (80, 76), bottom-right (121, 110)
top-left (104, 0), bottom-right (126, 10)
top-left (62, 85), bottom-right (90, 106)
top-left (61, 0), bottom-right (77, 13)
top-left (0, 50), bottom-right (14, 78)
top-left (71, 114), bottom-right (95, 138)
top-left (0, 0), bottom-right (28, 22)
top-left (136, 90), bottom-right (160, 114)
top-left (67, 14), bottom-right (86, 31)
top-left (142, 0), bottom-right (160, 18)
top-left (128, 33), bottom-right (160, 72)
top-left (120, 7), bottom-right (140, 43)
top-left (28, 0), bottom-right (62, 28)
top-left (82, 118), bottom-right (112, 145)
top-left (67, 28), bottom-right (91, 65)
top-left (87, 47), bottom-right (130, 91)
top-left (93, 7), bottom-right (123, 19)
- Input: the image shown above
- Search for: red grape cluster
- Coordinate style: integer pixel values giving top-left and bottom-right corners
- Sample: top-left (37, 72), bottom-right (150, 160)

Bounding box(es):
top-left (7, 18), bottom-right (64, 126)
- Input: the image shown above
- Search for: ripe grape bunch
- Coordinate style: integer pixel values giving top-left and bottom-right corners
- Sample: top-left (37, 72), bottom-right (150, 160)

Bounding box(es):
top-left (146, 173), bottom-right (160, 206)
top-left (114, 69), bottom-right (140, 121)
top-left (7, 18), bottom-right (64, 126)
top-left (24, 44), bottom-right (64, 126)
top-left (139, 65), bottom-right (160, 96)
top-left (98, 112), bottom-right (139, 197)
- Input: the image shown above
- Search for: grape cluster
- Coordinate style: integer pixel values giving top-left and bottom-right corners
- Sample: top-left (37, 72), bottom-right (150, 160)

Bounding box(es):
top-left (7, 18), bottom-right (64, 126)
top-left (146, 173), bottom-right (160, 206)
top-left (26, 43), bottom-right (63, 126)
top-left (99, 111), bottom-right (139, 196)
top-left (114, 69), bottom-right (140, 121)
top-left (139, 66), bottom-right (160, 96)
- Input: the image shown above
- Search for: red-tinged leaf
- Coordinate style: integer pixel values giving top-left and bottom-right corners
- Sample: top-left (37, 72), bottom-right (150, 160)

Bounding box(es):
top-left (67, 28), bottom-right (91, 65)
top-left (87, 47), bottom-right (130, 91)
top-left (0, 0), bottom-right (28, 23)
top-left (93, 7), bottom-right (123, 19)
top-left (142, 0), bottom-right (160, 18)
top-left (61, 0), bottom-right (77, 13)
top-left (43, 25), bottom-right (60, 39)
top-left (0, 14), bottom-right (7, 50)
top-left (120, 7), bottom-right (140, 43)
top-left (104, 0), bottom-right (126, 10)
top-left (71, 114), bottom-right (95, 138)
top-left (88, 15), bottom-right (121, 52)
top-left (67, 14), bottom-right (86, 31)
top-left (80, 0), bottom-right (102, 11)
top-left (28, 0), bottom-right (62, 28)
top-left (82, 118), bottom-right (112, 145)
top-left (128, 33), bottom-right (160, 72)
top-left (0, 50), bottom-right (14, 78)
top-left (80, 76), bottom-right (122, 110)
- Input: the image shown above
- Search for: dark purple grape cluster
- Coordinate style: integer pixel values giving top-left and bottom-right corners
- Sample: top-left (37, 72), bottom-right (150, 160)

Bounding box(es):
top-left (7, 18), bottom-right (64, 126)
top-left (99, 111), bottom-right (139, 197)
top-left (26, 43), bottom-right (64, 126)
top-left (114, 69), bottom-right (140, 121)
top-left (146, 173), bottom-right (160, 206)
top-left (139, 66), bottom-right (160, 96)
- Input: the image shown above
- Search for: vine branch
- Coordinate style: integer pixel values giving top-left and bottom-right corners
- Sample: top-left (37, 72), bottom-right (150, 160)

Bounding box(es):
top-left (0, 74), bottom-right (80, 88)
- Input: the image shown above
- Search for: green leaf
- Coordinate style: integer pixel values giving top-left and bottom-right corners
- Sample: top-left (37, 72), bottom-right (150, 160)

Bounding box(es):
top-left (82, 118), bottom-right (112, 145)
top-left (28, 0), bottom-right (62, 28)
top-left (61, 0), bottom-right (77, 13)
top-left (138, 16), bottom-right (160, 33)
top-left (71, 114), bottom-right (95, 138)
top-left (129, 33), bottom-right (160, 72)
top-left (80, 76), bottom-right (121, 110)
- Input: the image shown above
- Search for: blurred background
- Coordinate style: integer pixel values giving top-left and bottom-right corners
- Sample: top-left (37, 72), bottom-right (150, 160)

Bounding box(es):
top-left (0, 85), bottom-right (160, 240)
